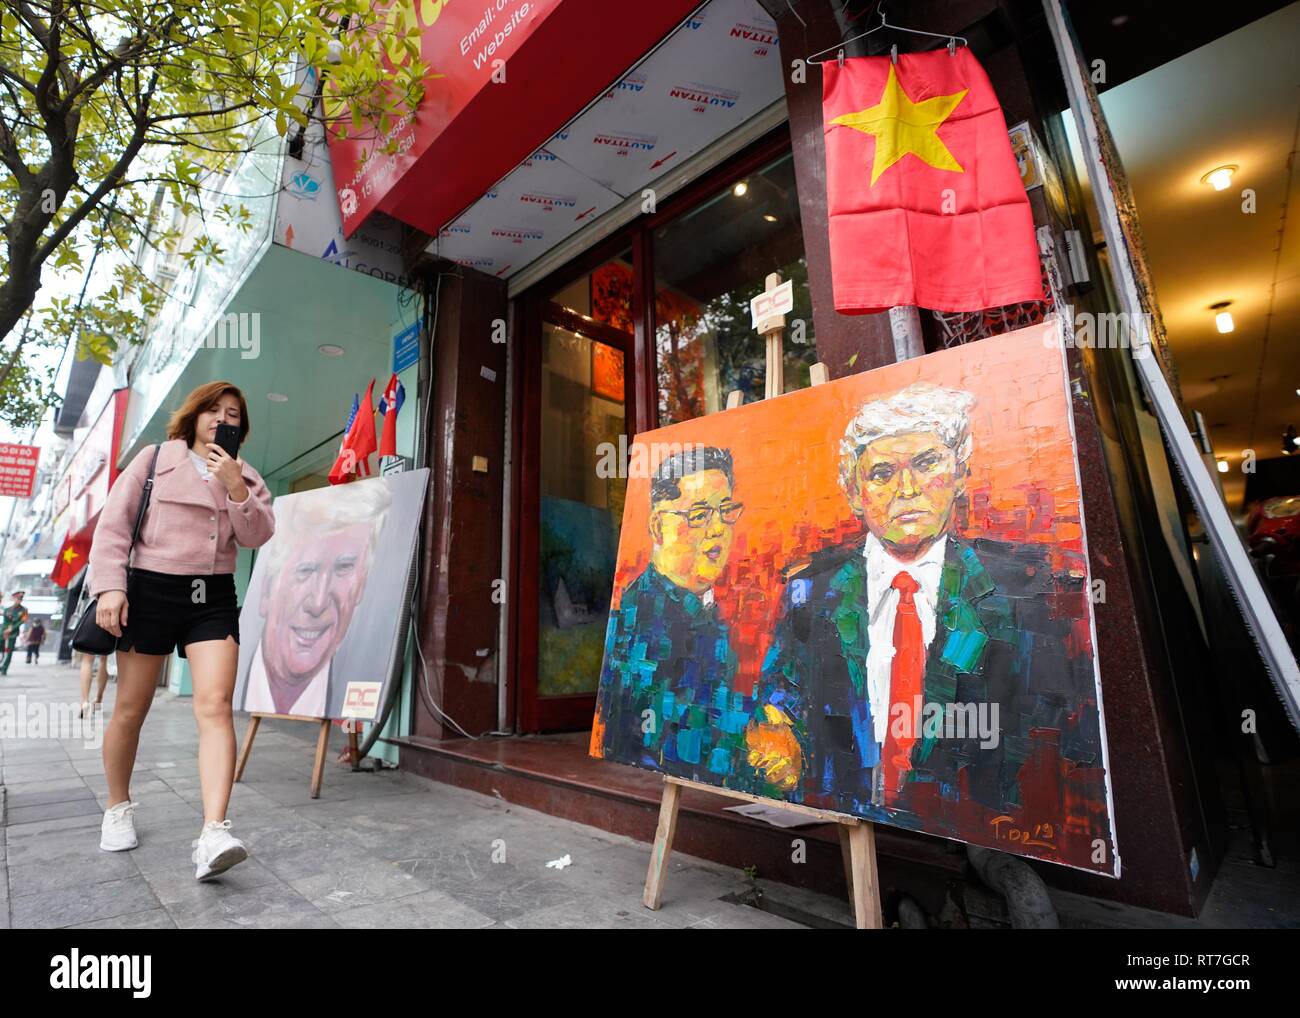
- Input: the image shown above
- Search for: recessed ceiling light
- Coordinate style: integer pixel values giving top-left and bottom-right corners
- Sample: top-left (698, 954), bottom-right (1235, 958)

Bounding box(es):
top-left (1216, 460), bottom-right (1229, 474)
top-left (267, 392), bottom-right (289, 402)
top-left (1210, 301), bottom-right (1234, 334)
top-left (763, 214), bottom-right (778, 222)
top-left (733, 181), bottom-right (748, 197)
top-left (1200, 165), bottom-right (1237, 191)
top-left (318, 344), bottom-right (345, 356)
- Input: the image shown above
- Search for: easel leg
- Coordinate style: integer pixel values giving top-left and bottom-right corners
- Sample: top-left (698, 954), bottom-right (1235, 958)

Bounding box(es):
top-left (838, 824), bottom-right (855, 900)
top-left (643, 778), bottom-right (682, 910)
top-left (847, 821), bottom-right (883, 929)
top-left (310, 720), bottom-right (330, 799)
top-left (234, 715), bottom-right (261, 783)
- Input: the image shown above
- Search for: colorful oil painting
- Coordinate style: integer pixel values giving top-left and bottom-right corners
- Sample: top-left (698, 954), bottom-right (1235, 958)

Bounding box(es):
top-left (234, 470), bottom-right (428, 721)
top-left (591, 342), bottom-right (625, 403)
top-left (590, 323), bottom-right (1119, 875)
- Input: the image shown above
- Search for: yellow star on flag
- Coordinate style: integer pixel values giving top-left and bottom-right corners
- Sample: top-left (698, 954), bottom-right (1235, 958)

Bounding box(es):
top-left (830, 64), bottom-right (968, 186)
top-left (62, 547), bottom-right (80, 564)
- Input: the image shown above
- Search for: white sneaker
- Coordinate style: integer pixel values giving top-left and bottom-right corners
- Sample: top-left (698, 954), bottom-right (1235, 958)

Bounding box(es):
top-left (191, 819), bottom-right (248, 881)
top-left (100, 800), bottom-right (139, 851)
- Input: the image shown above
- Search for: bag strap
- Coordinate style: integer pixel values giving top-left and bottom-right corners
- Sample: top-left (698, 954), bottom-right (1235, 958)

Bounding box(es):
top-left (126, 444), bottom-right (162, 565)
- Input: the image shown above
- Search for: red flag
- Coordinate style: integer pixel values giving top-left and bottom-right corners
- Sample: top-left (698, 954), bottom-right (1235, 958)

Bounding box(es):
top-left (377, 373), bottom-right (404, 459)
top-left (51, 530), bottom-right (92, 587)
top-left (328, 379), bottom-right (378, 484)
top-left (822, 49), bottom-right (1042, 313)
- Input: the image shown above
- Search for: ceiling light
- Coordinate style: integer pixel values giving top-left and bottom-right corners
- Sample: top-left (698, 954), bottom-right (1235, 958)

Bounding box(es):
top-left (732, 181), bottom-right (748, 197)
top-left (763, 214), bottom-right (778, 222)
top-left (1200, 165), bottom-right (1237, 191)
top-left (267, 392), bottom-right (289, 402)
top-left (1216, 459), bottom-right (1229, 474)
top-left (318, 344), bottom-right (345, 356)
top-left (1210, 301), bottom-right (1234, 334)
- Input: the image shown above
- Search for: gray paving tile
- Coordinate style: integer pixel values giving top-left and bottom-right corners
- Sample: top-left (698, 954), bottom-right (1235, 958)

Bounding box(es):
top-left (4, 782), bottom-right (96, 809)
top-left (332, 889), bottom-right (496, 929)
top-left (7, 850), bottom-right (139, 897)
top-left (7, 797), bottom-right (106, 825)
top-left (9, 875), bottom-right (161, 929)
top-left (165, 882), bottom-right (338, 929)
top-left (505, 893), bottom-right (679, 929)
top-left (67, 908), bottom-right (179, 930)
top-left (287, 861), bottom-right (434, 913)
top-left (1, 761), bottom-right (80, 783)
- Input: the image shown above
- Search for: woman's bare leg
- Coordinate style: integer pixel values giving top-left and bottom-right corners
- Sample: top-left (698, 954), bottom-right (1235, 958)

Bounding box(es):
top-left (78, 654), bottom-right (93, 715)
top-left (94, 655), bottom-right (110, 703)
top-left (185, 637), bottom-right (240, 824)
top-left (103, 649), bottom-right (166, 808)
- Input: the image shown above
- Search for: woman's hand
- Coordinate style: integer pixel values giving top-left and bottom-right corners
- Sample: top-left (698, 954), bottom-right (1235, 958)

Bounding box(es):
top-left (205, 443), bottom-right (249, 502)
top-left (95, 590), bottom-right (128, 637)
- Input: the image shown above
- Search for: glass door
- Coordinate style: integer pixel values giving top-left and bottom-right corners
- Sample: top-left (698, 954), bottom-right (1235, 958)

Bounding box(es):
top-left (518, 252), bottom-right (635, 731)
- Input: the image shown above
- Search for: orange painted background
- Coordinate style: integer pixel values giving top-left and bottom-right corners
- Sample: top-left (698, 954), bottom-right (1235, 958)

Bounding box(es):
top-left (611, 323), bottom-right (1091, 697)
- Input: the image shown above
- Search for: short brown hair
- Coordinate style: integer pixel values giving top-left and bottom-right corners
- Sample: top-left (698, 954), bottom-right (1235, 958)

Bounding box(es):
top-left (167, 381), bottom-right (251, 447)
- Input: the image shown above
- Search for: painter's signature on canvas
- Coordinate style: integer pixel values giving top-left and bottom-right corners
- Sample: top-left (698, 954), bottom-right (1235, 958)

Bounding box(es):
top-left (990, 816), bottom-right (1057, 850)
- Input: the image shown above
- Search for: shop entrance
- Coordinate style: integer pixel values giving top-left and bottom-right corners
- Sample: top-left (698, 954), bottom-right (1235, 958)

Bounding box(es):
top-left (516, 251), bottom-right (637, 731)
top-left (510, 139), bottom-right (820, 732)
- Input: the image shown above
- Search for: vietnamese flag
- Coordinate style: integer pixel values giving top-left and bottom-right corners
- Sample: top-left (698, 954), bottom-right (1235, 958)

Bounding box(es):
top-left (51, 530), bottom-right (91, 587)
top-left (822, 49), bottom-right (1042, 314)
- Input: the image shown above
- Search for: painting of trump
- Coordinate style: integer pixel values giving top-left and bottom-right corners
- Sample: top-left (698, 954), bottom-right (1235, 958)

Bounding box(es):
top-left (235, 470), bottom-right (428, 721)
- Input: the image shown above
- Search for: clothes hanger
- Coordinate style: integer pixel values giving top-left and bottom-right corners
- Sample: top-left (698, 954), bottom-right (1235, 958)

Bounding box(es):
top-left (805, 1), bottom-right (968, 67)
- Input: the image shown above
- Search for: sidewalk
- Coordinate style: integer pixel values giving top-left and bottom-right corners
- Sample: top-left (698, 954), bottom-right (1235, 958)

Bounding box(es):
top-left (0, 660), bottom-right (844, 929)
top-left (4, 660), bottom-right (1298, 929)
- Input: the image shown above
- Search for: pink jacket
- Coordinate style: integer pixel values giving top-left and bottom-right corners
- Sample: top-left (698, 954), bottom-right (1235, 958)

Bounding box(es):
top-left (89, 438), bottom-right (276, 596)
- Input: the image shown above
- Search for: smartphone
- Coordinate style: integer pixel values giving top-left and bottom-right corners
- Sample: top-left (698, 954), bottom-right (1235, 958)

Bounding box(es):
top-left (214, 423), bottom-right (241, 459)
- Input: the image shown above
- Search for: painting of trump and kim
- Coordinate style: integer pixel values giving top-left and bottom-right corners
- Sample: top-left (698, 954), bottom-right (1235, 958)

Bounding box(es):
top-left (234, 470), bottom-right (428, 723)
top-left (591, 324), bottom-right (1119, 875)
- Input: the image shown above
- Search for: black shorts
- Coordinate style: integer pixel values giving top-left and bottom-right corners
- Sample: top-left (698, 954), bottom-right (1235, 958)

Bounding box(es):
top-left (117, 569), bottom-right (240, 658)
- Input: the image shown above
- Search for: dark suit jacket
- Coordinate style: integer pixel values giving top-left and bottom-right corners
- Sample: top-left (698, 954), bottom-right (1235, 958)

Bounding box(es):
top-left (593, 563), bottom-right (751, 782)
top-left (752, 535), bottom-right (1102, 818)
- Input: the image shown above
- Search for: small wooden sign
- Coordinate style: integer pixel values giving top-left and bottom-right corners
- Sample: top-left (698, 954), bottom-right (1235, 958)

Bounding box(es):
top-left (750, 275), bottom-right (794, 335)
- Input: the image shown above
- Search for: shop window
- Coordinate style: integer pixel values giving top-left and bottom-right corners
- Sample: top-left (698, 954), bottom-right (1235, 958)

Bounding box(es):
top-left (652, 152), bottom-right (817, 425)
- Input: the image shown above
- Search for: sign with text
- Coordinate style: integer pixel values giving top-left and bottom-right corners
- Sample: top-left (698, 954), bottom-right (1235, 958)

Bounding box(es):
top-left (324, 1), bottom-right (701, 238)
top-left (0, 443), bottom-right (40, 498)
top-left (750, 278), bottom-right (793, 330)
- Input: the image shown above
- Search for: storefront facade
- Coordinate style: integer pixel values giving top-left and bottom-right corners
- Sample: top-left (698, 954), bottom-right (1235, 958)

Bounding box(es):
top-left (77, 0), bottom-right (1285, 920)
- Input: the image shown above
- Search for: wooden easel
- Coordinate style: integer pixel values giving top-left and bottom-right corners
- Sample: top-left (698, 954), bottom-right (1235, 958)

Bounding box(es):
top-left (235, 712), bottom-right (361, 799)
top-left (644, 776), bottom-right (882, 929)
top-left (642, 275), bottom-right (883, 928)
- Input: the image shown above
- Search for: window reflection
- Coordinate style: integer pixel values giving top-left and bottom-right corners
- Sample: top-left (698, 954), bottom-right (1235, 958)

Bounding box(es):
top-left (653, 153), bottom-right (817, 425)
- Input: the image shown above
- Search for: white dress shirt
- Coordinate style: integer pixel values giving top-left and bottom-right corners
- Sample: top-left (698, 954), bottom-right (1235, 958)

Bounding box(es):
top-left (863, 532), bottom-right (948, 746)
top-left (242, 641), bottom-right (329, 718)
top-left (190, 450), bottom-right (212, 481)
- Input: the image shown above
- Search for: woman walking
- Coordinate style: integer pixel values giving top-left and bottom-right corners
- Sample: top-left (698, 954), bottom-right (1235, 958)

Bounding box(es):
top-left (78, 651), bottom-right (110, 717)
top-left (88, 381), bottom-right (275, 880)
top-left (74, 566), bottom-right (111, 716)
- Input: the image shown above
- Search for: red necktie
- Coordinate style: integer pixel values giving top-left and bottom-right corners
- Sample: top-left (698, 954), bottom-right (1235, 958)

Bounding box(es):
top-left (880, 571), bottom-right (923, 805)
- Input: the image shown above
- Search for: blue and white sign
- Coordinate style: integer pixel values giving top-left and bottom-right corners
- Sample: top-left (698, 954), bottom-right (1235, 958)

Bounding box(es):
top-left (393, 322), bottom-right (420, 374)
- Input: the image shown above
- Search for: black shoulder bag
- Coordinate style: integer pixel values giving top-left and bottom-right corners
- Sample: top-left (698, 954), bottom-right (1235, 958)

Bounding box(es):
top-left (71, 444), bottom-right (161, 655)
